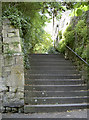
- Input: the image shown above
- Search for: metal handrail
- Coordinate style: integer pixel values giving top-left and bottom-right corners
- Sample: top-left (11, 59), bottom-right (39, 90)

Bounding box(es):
top-left (66, 45), bottom-right (89, 67)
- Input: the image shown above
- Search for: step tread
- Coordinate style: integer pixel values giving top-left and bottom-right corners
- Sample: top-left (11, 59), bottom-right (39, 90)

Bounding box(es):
top-left (26, 73), bottom-right (80, 76)
top-left (25, 84), bottom-right (87, 87)
top-left (25, 96), bottom-right (89, 99)
top-left (25, 79), bottom-right (82, 81)
top-left (25, 103), bottom-right (88, 107)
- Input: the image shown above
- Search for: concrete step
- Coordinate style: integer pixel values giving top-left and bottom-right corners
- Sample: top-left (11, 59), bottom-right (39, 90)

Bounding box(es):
top-left (30, 61), bottom-right (74, 65)
top-left (24, 103), bottom-right (89, 113)
top-left (29, 53), bottom-right (64, 56)
top-left (25, 70), bottom-right (79, 74)
top-left (29, 54), bottom-right (62, 56)
top-left (24, 91), bottom-right (88, 97)
top-left (30, 62), bottom-right (73, 66)
top-left (29, 59), bottom-right (71, 62)
top-left (25, 79), bottom-right (84, 85)
top-left (24, 85), bottom-right (87, 91)
top-left (25, 74), bottom-right (81, 79)
top-left (24, 53), bottom-right (88, 113)
top-left (29, 58), bottom-right (66, 61)
top-left (29, 66), bottom-right (77, 70)
top-left (25, 96), bottom-right (88, 105)
top-left (30, 66), bottom-right (77, 68)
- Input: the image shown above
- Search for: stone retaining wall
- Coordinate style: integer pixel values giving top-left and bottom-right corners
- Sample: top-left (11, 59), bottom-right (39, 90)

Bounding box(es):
top-left (0, 18), bottom-right (24, 113)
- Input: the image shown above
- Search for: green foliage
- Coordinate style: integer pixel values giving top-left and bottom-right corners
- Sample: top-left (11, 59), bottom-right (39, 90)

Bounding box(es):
top-left (48, 46), bottom-right (58, 54)
top-left (76, 9), bottom-right (83, 16)
top-left (3, 2), bottom-right (64, 68)
top-left (57, 10), bottom-right (88, 64)
top-left (58, 31), bottom-right (62, 40)
top-left (75, 46), bottom-right (83, 56)
top-left (33, 32), bottom-right (53, 53)
top-left (64, 30), bottom-right (75, 45)
top-left (57, 40), bottom-right (66, 53)
top-left (63, 24), bottom-right (75, 47)
top-left (75, 20), bottom-right (87, 41)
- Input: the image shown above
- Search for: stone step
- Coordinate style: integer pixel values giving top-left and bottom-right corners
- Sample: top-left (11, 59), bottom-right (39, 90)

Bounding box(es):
top-left (24, 103), bottom-right (89, 113)
top-left (29, 55), bottom-right (64, 58)
top-left (29, 58), bottom-right (66, 61)
top-left (30, 62), bottom-right (73, 66)
top-left (24, 91), bottom-right (88, 97)
top-left (29, 59), bottom-right (70, 62)
top-left (24, 53), bottom-right (88, 113)
top-left (25, 96), bottom-right (88, 105)
top-left (29, 66), bottom-right (77, 70)
top-left (30, 60), bottom-right (73, 66)
top-left (25, 74), bottom-right (81, 79)
top-left (24, 85), bottom-right (87, 91)
top-left (25, 79), bottom-right (84, 85)
top-left (29, 56), bottom-right (65, 59)
top-left (25, 70), bottom-right (79, 74)
top-left (29, 53), bottom-right (63, 57)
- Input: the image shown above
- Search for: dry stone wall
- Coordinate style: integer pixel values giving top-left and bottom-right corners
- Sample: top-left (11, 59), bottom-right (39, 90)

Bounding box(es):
top-left (0, 19), bottom-right (24, 113)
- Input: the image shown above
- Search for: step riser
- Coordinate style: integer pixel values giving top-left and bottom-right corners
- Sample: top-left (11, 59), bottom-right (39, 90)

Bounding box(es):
top-left (25, 71), bottom-right (79, 74)
top-left (29, 67), bottom-right (76, 70)
top-left (24, 105), bottom-right (88, 113)
top-left (25, 81), bottom-right (84, 85)
top-left (29, 54), bottom-right (63, 57)
top-left (30, 60), bottom-right (71, 62)
top-left (29, 55), bottom-right (64, 57)
top-left (25, 76), bottom-right (81, 79)
top-left (30, 57), bottom-right (65, 59)
top-left (29, 56), bottom-right (65, 60)
top-left (30, 66), bottom-right (75, 68)
top-left (25, 86), bottom-right (86, 91)
top-left (25, 97), bottom-right (87, 105)
top-left (30, 63), bottom-right (73, 66)
top-left (30, 61), bottom-right (73, 64)
top-left (25, 91), bottom-right (88, 97)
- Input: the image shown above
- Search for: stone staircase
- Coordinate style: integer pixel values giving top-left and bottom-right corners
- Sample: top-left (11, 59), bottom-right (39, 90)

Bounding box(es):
top-left (24, 54), bottom-right (88, 113)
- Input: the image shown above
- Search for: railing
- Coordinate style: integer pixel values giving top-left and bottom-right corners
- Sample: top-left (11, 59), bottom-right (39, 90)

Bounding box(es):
top-left (65, 45), bottom-right (89, 86)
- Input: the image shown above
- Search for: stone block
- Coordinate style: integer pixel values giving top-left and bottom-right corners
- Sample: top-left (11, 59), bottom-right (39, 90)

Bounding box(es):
top-left (3, 24), bottom-right (11, 30)
top-left (9, 43), bottom-right (21, 53)
top-left (2, 30), bottom-right (7, 38)
top-left (7, 29), bottom-right (17, 33)
top-left (15, 55), bottom-right (23, 65)
top-left (7, 33), bottom-right (16, 38)
top-left (2, 29), bottom-right (19, 38)
top-left (3, 43), bottom-right (9, 53)
top-left (9, 87), bottom-right (18, 93)
top-left (2, 66), bottom-right (11, 73)
top-left (16, 92), bottom-right (24, 99)
top-left (0, 62), bottom-right (2, 76)
top-left (6, 92), bottom-right (15, 99)
top-left (3, 19), bottom-right (10, 26)
top-left (0, 83), bottom-right (7, 92)
top-left (7, 29), bottom-right (19, 37)
top-left (3, 37), bottom-right (21, 43)
top-left (7, 71), bottom-right (24, 88)
top-left (4, 57), bottom-right (15, 66)
top-left (10, 73), bottom-right (24, 87)
top-left (11, 65), bottom-right (24, 75)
